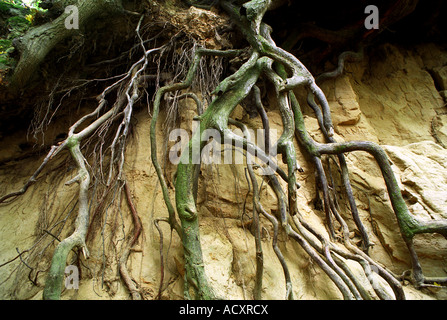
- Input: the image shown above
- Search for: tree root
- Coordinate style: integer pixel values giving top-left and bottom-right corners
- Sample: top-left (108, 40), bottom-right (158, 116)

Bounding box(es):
top-left (43, 140), bottom-right (90, 300)
top-left (2, 23), bottom-right (162, 298)
top-left (147, 0), bottom-right (447, 299)
top-left (3, 0), bottom-right (446, 301)
top-left (9, 0), bottom-right (124, 92)
top-left (0, 145), bottom-right (61, 204)
top-left (119, 182), bottom-right (143, 300)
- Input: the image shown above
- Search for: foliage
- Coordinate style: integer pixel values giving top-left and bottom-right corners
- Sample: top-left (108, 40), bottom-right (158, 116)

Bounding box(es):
top-left (0, 0), bottom-right (45, 81)
top-left (0, 1), bottom-right (29, 73)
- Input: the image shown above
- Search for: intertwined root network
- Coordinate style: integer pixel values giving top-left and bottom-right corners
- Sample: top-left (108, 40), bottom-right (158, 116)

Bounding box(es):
top-left (149, 0), bottom-right (447, 299)
top-left (1, 0), bottom-right (446, 300)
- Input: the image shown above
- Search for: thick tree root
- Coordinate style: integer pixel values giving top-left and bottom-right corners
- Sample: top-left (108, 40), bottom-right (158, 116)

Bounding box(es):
top-left (10, 0), bottom-right (124, 92)
top-left (43, 140), bottom-right (90, 300)
top-left (148, 0), bottom-right (447, 299)
top-left (2, 26), bottom-right (162, 298)
top-left (3, 0), bottom-right (446, 301)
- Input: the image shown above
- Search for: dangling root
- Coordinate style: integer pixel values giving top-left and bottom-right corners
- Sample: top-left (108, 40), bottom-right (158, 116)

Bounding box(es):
top-left (2, 19), bottom-right (162, 299)
top-left (147, 0), bottom-right (447, 299)
top-left (119, 182), bottom-right (143, 300)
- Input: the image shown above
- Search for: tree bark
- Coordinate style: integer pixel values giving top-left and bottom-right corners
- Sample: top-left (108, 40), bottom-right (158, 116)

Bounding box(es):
top-left (10, 0), bottom-right (123, 92)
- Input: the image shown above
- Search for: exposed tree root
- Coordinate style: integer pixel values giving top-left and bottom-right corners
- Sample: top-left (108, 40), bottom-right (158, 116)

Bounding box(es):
top-left (42, 139), bottom-right (90, 300)
top-left (10, 0), bottom-right (125, 92)
top-left (1, 0), bottom-right (446, 300)
top-left (119, 182), bottom-right (143, 300)
top-left (1, 17), bottom-right (163, 299)
top-left (149, 0), bottom-right (446, 299)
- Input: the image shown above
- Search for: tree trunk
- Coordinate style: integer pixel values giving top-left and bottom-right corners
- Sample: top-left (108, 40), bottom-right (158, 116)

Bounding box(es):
top-left (10, 0), bottom-right (123, 92)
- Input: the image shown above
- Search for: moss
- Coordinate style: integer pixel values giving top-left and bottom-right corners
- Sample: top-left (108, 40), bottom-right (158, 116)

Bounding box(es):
top-left (66, 135), bottom-right (79, 149)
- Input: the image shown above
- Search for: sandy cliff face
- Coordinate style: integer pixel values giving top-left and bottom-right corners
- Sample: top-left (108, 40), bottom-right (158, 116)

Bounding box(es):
top-left (0, 42), bottom-right (446, 300)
